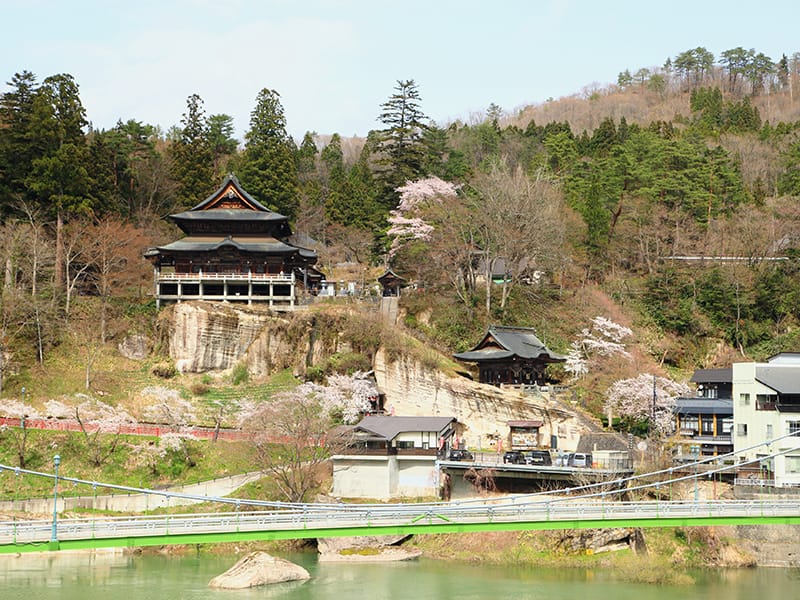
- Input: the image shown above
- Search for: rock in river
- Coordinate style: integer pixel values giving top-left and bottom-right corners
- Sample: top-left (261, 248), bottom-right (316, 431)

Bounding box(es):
top-left (208, 551), bottom-right (310, 589)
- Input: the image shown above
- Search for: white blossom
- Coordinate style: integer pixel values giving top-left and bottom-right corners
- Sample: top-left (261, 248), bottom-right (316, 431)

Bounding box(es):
top-left (604, 374), bottom-right (691, 435)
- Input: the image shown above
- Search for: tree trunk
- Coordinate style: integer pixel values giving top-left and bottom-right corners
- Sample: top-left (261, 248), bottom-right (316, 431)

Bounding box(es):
top-left (54, 210), bottom-right (64, 293)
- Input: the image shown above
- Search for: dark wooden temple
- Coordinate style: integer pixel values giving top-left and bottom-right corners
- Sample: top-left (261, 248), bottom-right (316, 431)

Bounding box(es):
top-left (377, 268), bottom-right (406, 297)
top-left (144, 174), bottom-right (323, 308)
top-left (453, 326), bottom-right (565, 386)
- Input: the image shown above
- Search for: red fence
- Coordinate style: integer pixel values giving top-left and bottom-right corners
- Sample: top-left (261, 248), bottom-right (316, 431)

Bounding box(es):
top-left (0, 417), bottom-right (253, 441)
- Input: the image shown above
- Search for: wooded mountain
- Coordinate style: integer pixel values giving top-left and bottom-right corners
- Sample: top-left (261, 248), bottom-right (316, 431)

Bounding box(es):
top-left (2, 46), bottom-right (800, 401)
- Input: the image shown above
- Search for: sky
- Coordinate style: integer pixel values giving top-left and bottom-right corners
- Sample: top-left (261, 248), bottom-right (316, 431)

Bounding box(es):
top-left (2, 0), bottom-right (799, 141)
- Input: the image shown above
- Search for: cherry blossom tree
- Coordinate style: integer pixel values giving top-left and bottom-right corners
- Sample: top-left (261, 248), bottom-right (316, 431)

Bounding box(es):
top-left (0, 400), bottom-right (40, 467)
top-left (133, 432), bottom-right (198, 475)
top-left (604, 374), bottom-right (691, 435)
top-left (386, 176), bottom-right (460, 258)
top-left (45, 397), bottom-right (136, 467)
top-left (564, 316), bottom-right (633, 380)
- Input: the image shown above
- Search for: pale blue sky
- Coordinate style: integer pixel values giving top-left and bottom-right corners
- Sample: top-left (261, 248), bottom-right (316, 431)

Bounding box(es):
top-left (2, 0), bottom-right (798, 140)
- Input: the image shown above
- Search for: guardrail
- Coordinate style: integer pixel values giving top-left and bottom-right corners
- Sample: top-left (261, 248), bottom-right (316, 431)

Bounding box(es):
top-left (3, 498), bottom-right (800, 547)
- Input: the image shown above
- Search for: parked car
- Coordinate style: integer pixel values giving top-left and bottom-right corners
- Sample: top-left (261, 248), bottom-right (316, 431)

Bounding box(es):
top-left (567, 452), bottom-right (593, 468)
top-left (448, 448), bottom-right (474, 461)
top-left (523, 450), bottom-right (552, 466)
top-left (502, 450), bottom-right (525, 464)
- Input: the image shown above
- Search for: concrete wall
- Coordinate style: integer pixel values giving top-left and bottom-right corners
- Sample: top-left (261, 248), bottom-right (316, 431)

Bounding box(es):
top-left (733, 362), bottom-right (800, 487)
top-left (332, 457), bottom-right (392, 499)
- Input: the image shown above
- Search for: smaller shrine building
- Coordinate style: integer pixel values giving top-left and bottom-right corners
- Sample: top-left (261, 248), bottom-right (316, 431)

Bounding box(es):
top-left (453, 325), bottom-right (565, 386)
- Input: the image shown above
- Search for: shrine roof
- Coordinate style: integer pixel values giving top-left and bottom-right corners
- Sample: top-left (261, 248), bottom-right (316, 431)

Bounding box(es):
top-left (453, 325), bottom-right (565, 363)
top-left (151, 235), bottom-right (314, 256)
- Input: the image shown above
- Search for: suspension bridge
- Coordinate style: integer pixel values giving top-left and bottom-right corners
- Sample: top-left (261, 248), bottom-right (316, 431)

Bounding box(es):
top-left (1, 434), bottom-right (799, 554)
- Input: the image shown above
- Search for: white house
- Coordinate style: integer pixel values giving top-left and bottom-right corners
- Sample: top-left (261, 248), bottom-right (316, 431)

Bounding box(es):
top-left (732, 353), bottom-right (800, 487)
top-left (332, 415), bottom-right (457, 500)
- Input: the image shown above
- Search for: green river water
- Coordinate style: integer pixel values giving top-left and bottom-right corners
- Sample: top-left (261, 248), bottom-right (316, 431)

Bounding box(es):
top-left (1, 551), bottom-right (798, 599)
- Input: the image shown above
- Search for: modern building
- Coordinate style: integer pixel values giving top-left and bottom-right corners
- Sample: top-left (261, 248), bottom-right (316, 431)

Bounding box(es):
top-left (733, 353), bottom-right (800, 487)
top-left (674, 367), bottom-right (733, 458)
top-left (331, 415), bottom-right (457, 500)
top-left (144, 174), bottom-right (322, 308)
top-left (453, 325), bottom-right (565, 387)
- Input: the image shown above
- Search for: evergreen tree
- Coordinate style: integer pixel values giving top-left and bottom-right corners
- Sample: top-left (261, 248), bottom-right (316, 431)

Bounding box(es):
top-left (239, 88), bottom-right (299, 219)
top-left (207, 113), bottom-right (238, 177)
top-left (169, 94), bottom-right (214, 208)
top-left (376, 79), bottom-right (428, 207)
top-left (25, 73), bottom-right (92, 292)
top-left (0, 71), bottom-right (40, 213)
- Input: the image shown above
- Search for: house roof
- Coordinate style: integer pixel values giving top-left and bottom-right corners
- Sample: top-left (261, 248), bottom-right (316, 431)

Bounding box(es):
top-left (353, 416), bottom-right (456, 441)
top-left (756, 366), bottom-right (800, 394)
top-left (453, 325), bottom-right (565, 363)
top-left (675, 398), bottom-right (733, 415)
top-left (690, 368), bottom-right (732, 384)
top-left (575, 433), bottom-right (629, 453)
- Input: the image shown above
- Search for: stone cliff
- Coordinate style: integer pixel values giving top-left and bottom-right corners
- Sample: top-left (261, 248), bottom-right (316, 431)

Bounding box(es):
top-left (161, 302), bottom-right (590, 448)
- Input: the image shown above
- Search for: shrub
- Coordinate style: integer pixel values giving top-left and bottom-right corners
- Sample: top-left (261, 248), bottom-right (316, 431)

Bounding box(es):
top-left (152, 362), bottom-right (177, 379)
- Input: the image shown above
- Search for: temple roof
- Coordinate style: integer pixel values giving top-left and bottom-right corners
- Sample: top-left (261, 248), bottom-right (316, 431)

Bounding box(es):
top-left (192, 173), bottom-right (272, 212)
top-left (151, 235), bottom-right (315, 258)
top-left (167, 174), bottom-right (293, 237)
top-left (453, 325), bottom-right (565, 364)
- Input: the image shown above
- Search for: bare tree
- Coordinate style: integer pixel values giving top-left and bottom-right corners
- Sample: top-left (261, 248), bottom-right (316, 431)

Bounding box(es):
top-left (471, 160), bottom-right (566, 314)
top-left (46, 398), bottom-right (136, 467)
top-left (82, 218), bottom-right (150, 343)
top-left (240, 389), bottom-right (351, 502)
top-left (0, 400), bottom-right (40, 468)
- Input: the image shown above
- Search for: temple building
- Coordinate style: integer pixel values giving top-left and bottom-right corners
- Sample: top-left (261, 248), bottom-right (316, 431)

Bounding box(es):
top-left (144, 175), bottom-right (323, 308)
top-left (453, 325), bottom-right (565, 386)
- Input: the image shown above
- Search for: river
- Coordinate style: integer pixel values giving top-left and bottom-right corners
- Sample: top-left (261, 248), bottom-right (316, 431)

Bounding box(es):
top-left (1, 551), bottom-right (798, 599)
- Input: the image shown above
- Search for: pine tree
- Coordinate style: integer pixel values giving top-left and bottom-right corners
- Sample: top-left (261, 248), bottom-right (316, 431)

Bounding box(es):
top-left (239, 88), bottom-right (299, 219)
top-left (376, 79), bottom-right (428, 207)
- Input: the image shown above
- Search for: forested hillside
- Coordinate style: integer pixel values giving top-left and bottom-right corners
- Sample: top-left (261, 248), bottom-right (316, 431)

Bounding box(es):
top-left (2, 45), bottom-right (800, 408)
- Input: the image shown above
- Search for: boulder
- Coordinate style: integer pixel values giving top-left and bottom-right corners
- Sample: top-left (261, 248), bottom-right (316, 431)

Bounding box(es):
top-left (208, 551), bottom-right (310, 589)
top-left (317, 535), bottom-right (421, 562)
top-left (118, 334), bottom-right (149, 360)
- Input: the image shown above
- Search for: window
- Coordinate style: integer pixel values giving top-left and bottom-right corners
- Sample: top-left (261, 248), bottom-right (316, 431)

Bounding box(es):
top-left (788, 421), bottom-right (800, 436)
top-left (766, 424), bottom-right (773, 439)
top-left (721, 418), bottom-right (733, 434)
top-left (396, 441), bottom-right (415, 449)
top-left (737, 423), bottom-right (748, 436)
top-left (786, 456), bottom-right (800, 474)
top-left (739, 393), bottom-right (751, 406)
top-left (756, 394), bottom-right (777, 410)
top-left (680, 415), bottom-right (698, 432)
top-left (701, 416), bottom-right (714, 435)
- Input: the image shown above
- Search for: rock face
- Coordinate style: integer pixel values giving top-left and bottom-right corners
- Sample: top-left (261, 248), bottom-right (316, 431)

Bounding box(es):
top-left (162, 301), bottom-right (589, 447)
top-left (208, 551), bottom-right (310, 589)
top-left (317, 535), bottom-right (422, 562)
top-left (373, 348), bottom-right (588, 448)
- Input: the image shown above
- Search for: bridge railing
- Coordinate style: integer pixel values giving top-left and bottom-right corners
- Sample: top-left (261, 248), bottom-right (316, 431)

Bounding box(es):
top-left (3, 498), bottom-right (800, 546)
